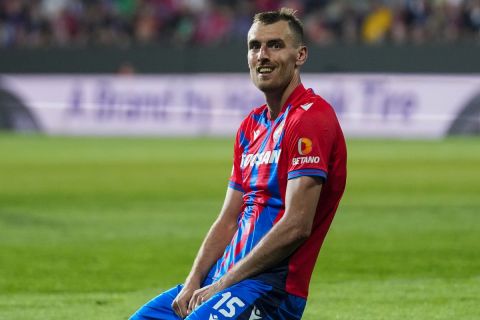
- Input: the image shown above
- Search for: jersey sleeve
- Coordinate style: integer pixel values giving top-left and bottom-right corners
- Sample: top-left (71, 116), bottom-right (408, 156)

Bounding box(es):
top-left (284, 104), bottom-right (336, 182)
top-left (228, 126), bottom-right (244, 192)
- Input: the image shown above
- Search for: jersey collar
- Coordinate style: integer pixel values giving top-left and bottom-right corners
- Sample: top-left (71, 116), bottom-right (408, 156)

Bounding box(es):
top-left (283, 83), bottom-right (307, 110)
top-left (267, 83), bottom-right (307, 120)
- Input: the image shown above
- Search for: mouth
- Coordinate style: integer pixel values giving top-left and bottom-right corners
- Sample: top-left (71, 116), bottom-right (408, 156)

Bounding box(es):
top-left (256, 66), bottom-right (275, 75)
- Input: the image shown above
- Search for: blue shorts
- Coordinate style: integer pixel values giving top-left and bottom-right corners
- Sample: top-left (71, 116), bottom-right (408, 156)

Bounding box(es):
top-left (129, 279), bottom-right (306, 319)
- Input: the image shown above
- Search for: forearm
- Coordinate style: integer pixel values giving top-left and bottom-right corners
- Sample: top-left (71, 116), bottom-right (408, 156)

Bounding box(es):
top-left (172, 188), bottom-right (242, 318)
top-left (185, 179), bottom-right (322, 315)
top-left (217, 176), bottom-right (322, 290)
top-left (185, 218), bottom-right (237, 286)
top-left (217, 218), bottom-right (308, 289)
top-left (185, 187), bottom-right (243, 287)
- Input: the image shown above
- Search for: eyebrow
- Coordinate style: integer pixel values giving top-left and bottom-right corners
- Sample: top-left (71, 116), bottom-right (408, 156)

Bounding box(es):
top-left (267, 39), bottom-right (284, 45)
top-left (248, 38), bottom-right (285, 46)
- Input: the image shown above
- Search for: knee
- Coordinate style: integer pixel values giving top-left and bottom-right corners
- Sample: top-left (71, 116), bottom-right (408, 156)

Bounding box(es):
top-left (127, 285), bottom-right (184, 320)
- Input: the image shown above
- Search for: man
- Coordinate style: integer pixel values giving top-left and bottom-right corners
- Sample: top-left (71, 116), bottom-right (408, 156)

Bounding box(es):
top-left (130, 7), bottom-right (346, 320)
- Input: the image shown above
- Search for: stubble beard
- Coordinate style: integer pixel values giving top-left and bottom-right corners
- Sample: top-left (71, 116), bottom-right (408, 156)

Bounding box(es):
top-left (251, 71), bottom-right (281, 94)
top-left (253, 72), bottom-right (293, 96)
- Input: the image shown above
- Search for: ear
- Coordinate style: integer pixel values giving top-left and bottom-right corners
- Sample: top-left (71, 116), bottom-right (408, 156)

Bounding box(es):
top-left (296, 46), bottom-right (308, 67)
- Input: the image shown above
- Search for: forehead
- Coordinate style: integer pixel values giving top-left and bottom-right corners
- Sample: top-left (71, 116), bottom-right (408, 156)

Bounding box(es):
top-left (247, 20), bottom-right (294, 43)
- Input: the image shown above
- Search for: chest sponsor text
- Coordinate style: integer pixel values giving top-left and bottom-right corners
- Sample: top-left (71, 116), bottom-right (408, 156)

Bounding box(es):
top-left (241, 149), bottom-right (281, 168)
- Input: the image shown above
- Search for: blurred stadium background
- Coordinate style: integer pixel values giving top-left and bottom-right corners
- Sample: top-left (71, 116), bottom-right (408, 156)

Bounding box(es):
top-left (0, 1), bottom-right (479, 319)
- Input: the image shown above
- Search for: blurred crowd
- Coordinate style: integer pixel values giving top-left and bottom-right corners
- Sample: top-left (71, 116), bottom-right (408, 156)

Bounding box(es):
top-left (1, 0), bottom-right (480, 48)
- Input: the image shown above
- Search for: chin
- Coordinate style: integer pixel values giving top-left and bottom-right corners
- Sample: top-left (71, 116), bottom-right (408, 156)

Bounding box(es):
top-left (255, 81), bottom-right (278, 93)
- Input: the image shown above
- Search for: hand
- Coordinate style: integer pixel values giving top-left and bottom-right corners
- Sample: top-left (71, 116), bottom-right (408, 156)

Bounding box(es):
top-left (172, 283), bottom-right (199, 319)
top-left (188, 281), bottom-right (224, 313)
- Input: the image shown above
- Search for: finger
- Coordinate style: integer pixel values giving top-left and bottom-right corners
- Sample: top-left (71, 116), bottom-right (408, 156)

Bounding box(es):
top-left (194, 294), bottom-right (202, 310)
top-left (192, 294), bottom-right (201, 310)
top-left (173, 299), bottom-right (186, 319)
top-left (172, 300), bottom-right (180, 317)
top-left (179, 301), bottom-right (188, 319)
top-left (192, 290), bottom-right (204, 312)
top-left (188, 293), bottom-right (196, 313)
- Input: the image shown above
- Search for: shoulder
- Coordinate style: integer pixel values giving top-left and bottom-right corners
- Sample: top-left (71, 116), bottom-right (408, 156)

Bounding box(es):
top-left (288, 90), bottom-right (339, 129)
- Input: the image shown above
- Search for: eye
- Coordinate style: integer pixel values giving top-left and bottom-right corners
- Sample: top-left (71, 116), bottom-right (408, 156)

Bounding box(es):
top-left (268, 40), bottom-right (284, 49)
top-left (249, 41), bottom-right (260, 50)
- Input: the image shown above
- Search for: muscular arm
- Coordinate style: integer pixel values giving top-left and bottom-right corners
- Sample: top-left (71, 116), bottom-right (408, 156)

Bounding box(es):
top-left (216, 176), bottom-right (322, 289)
top-left (185, 187), bottom-right (243, 286)
top-left (172, 187), bottom-right (243, 318)
top-left (189, 176), bottom-right (322, 311)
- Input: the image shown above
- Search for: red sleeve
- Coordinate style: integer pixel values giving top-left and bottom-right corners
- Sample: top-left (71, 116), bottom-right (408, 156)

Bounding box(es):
top-left (284, 103), bottom-right (335, 181)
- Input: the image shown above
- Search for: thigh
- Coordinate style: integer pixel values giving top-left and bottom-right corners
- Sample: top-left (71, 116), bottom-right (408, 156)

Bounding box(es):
top-left (129, 285), bottom-right (183, 320)
top-left (186, 279), bottom-right (306, 320)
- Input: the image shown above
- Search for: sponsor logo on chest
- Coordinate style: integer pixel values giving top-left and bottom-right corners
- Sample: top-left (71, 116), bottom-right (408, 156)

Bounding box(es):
top-left (241, 149), bottom-right (281, 169)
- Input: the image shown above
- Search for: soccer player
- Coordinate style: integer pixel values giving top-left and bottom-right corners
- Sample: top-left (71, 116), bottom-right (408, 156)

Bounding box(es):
top-left (130, 7), bottom-right (346, 320)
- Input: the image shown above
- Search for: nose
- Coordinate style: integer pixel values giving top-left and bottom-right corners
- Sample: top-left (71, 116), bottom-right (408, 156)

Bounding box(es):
top-left (257, 44), bottom-right (269, 62)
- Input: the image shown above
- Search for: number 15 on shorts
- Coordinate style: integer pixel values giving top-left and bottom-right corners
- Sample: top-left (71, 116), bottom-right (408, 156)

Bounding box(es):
top-left (211, 292), bottom-right (245, 318)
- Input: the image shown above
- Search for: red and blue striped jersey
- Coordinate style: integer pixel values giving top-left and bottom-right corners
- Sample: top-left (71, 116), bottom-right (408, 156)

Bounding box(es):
top-left (208, 84), bottom-right (347, 298)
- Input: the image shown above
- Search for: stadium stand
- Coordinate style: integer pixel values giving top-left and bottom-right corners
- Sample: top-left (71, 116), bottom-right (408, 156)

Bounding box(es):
top-left (0, 0), bottom-right (479, 48)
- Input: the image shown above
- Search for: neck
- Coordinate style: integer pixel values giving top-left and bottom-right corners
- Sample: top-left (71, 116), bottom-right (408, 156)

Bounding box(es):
top-left (265, 73), bottom-right (301, 120)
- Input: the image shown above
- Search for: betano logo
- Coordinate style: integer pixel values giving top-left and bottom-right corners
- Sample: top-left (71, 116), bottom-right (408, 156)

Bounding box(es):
top-left (241, 149), bottom-right (281, 168)
top-left (298, 137), bottom-right (313, 155)
top-left (293, 137), bottom-right (320, 166)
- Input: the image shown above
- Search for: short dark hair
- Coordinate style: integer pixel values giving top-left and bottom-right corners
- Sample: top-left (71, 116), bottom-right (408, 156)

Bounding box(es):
top-left (253, 7), bottom-right (304, 46)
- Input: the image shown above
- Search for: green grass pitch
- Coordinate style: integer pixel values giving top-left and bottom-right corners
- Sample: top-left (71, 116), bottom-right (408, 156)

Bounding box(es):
top-left (0, 134), bottom-right (479, 319)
